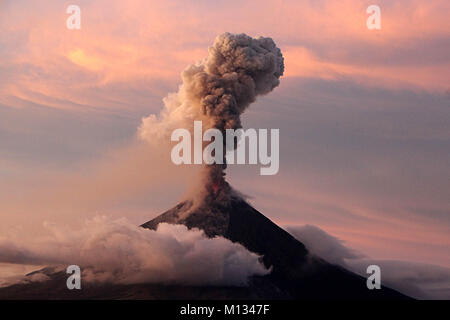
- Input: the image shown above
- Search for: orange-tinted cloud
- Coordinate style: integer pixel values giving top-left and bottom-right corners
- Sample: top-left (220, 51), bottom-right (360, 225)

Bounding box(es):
top-left (283, 46), bottom-right (450, 90)
top-left (1, 0), bottom-right (449, 114)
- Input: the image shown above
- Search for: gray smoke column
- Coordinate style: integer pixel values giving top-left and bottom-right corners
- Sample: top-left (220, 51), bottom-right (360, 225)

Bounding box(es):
top-left (140, 33), bottom-right (284, 200)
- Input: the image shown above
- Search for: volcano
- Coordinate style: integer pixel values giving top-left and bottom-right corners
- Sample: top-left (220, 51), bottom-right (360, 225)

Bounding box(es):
top-left (140, 184), bottom-right (410, 300)
top-left (0, 183), bottom-right (411, 300)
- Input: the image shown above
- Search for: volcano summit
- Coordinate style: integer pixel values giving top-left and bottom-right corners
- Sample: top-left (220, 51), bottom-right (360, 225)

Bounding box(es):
top-left (141, 181), bottom-right (409, 300)
top-left (0, 181), bottom-right (410, 300)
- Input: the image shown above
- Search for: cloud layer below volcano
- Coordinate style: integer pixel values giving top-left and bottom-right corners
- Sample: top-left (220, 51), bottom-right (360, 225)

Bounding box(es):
top-left (0, 217), bottom-right (269, 287)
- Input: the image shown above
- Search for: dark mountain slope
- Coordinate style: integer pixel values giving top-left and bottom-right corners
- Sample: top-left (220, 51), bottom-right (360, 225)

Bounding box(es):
top-left (0, 194), bottom-right (411, 300)
top-left (142, 196), bottom-right (411, 300)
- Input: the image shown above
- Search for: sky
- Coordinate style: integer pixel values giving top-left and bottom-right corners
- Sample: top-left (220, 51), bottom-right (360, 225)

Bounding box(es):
top-left (0, 0), bottom-right (449, 274)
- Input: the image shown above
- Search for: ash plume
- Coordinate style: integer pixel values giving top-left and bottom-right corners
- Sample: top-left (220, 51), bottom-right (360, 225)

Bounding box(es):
top-left (139, 33), bottom-right (284, 204)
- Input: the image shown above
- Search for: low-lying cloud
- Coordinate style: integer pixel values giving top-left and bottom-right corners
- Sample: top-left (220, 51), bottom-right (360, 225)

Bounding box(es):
top-left (0, 217), bottom-right (269, 287)
top-left (286, 225), bottom-right (450, 300)
top-left (285, 225), bottom-right (364, 266)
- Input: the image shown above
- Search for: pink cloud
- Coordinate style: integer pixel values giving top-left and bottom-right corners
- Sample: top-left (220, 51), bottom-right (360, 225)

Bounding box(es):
top-left (1, 0), bottom-right (448, 113)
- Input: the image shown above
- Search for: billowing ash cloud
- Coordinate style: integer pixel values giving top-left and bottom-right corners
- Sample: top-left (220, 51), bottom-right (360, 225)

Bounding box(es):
top-left (0, 217), bottom-right (269, 287)
top-left (139, 33), bottom-right (284, 200)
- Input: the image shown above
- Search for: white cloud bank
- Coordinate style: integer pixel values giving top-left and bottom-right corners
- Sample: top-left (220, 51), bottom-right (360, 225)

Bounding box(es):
top-left (0, 217), bottom-right (269, 287)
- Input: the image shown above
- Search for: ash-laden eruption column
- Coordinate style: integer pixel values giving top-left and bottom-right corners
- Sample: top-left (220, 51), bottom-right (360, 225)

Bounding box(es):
top-left (140, 33), bottom-right (284, 202)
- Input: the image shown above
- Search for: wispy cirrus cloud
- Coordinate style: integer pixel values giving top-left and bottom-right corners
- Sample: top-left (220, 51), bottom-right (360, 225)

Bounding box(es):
top-left (1, 0), bottom-right (448, 115)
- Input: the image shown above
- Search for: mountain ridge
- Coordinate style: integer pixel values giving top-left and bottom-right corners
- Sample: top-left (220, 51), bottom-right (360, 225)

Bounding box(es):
top-left (141, 196), bottom-right (411, 300)
top-left (0, 195), bottom-right (412, 300)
